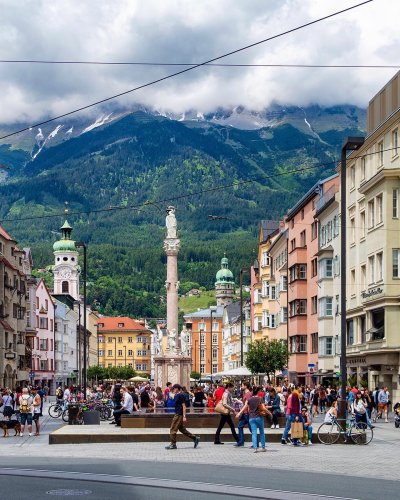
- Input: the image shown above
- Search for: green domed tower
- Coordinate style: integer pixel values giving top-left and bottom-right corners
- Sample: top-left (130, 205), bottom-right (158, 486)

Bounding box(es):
top-left (215, 254), bottom-right (235, 306)
top-left (52, 220), bottom-right (80, 299)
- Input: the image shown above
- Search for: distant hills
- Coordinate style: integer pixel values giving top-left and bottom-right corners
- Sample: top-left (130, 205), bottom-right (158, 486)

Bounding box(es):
top-left (0, 103), bottom-right (366, 317)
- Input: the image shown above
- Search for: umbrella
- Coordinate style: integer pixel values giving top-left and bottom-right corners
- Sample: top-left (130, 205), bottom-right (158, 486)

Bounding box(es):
top-left (128, 376), bottom-right (149, 382)
top-left (214, 367), bottom-right (252, 377)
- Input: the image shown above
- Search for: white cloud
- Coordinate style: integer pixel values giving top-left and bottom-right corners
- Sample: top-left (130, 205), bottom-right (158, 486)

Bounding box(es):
top-left (0, 0), bottom-right (399, 125)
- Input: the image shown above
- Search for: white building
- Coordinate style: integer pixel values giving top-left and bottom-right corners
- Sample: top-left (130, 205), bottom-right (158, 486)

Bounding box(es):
top-left (54, 298), bottom-right (78, 387)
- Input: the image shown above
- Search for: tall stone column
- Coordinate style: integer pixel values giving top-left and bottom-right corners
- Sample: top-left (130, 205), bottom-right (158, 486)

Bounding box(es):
top-left (164, 206), bottom-right (180, 335)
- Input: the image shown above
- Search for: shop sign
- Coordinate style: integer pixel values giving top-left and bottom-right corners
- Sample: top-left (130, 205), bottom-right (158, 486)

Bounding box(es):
top-left (361, 287), bottom-right (383, 300)
top-left (347, 357), bottom-right (366, 366)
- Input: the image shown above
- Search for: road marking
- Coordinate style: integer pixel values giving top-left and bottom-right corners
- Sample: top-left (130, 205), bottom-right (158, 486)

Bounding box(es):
top-left (0, 467), bottom-right (360, 500)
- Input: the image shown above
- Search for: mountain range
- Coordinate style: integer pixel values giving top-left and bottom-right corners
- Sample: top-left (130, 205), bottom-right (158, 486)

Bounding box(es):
top-left (0, 103), bottom-right (366, 317)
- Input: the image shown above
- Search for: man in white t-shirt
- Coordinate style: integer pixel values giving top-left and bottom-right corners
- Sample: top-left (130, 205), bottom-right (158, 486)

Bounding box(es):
top-left (63, 387), bottom-right (71, 410)
top-left (113, 386), bottom-right (133, 427)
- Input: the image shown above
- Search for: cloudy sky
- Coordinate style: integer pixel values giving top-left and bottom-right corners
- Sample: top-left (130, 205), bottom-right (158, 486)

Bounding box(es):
top-left (0, 0), bottom-right (399, 124)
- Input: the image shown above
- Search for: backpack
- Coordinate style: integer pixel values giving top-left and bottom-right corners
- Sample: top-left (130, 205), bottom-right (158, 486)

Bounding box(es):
top-left (20, 396), bottom-right (31, 414)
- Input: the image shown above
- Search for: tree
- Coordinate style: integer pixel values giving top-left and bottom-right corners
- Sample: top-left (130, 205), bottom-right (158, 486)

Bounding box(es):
top-left (190, 371), bottom-right (201, 380)
top-left (245, 339), bottom-right (289, 381)
top-left (87, 365), bottom-right (105, 384)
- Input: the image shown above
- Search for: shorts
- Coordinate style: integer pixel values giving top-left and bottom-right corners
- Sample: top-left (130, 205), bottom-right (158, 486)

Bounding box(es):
top-left (33, 413), bottom-right (40, 422)
top-left (20, 413), bottom-right (33, 425)
top-left (378, 403), bottom-right (387, 411)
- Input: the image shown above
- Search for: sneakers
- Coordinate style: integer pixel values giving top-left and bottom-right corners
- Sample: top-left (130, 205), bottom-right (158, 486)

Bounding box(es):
top-left (28, 433), bottom-right (32, 437)
top-left (276, 425), bottom-right (280, 429)
top-left (281, 439), bottom-right (287, 445)
top-left (214, 441), bottom-right (224, 445)
top-left (271, 424), bottom-right (275, 429)
top-left (234, 443), bottom-right (244, 447)
top-left (194, 436), bottom-right (200, 449)
top-left (308, 441), bottom-right (313, 446)
top-left (165, 444), bottom-right (177, 450)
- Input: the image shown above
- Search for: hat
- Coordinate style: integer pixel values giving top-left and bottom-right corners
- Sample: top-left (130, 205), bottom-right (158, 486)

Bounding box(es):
top-left (172, 384), bottom-right (182, 390)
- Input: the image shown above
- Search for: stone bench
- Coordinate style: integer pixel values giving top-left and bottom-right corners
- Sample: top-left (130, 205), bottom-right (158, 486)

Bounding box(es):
top-left (121, 411), bottom-right (286, 429)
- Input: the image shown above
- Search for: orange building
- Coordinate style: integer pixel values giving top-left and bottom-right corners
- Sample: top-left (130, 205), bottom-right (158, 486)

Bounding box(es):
top-left (97, 317), bottom-right (152, 375)
top-left (286, 175), bottom-right (339, 385)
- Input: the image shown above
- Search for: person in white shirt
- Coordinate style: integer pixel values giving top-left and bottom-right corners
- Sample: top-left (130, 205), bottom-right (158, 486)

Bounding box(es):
top-left (63, 387), bottom-right (71, 410)
top-left (113, 386), bottom-right (133, 427)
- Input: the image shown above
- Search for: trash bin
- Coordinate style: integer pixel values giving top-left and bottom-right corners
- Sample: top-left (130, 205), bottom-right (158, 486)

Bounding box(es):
top-left (83, 410), bottom-right (101, 425)
top-left (68, 404), bottom-right (81, 425)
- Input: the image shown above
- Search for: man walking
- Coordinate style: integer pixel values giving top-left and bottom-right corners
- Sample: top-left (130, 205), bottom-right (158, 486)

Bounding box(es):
top-left (165, 384), bottom-right (200, 450)
top-left (235, 382), bottom-right (251, 447)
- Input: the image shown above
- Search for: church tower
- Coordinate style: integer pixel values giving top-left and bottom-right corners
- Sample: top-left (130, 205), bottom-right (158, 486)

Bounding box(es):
top-left (52, 220), bottom-right (80, 300)
top-left (215, 255), bottom-right (235, 306)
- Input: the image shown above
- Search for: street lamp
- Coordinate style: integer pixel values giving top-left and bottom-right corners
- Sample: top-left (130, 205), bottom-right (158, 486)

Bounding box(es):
top-left (75, 241), bottom-right (87, 399)
top-left (239, 268), bottom-right (249, 366)
top-left (210, 305), bottom-right (217, 376)
top-left (339, 137), bottom-right (364, 427)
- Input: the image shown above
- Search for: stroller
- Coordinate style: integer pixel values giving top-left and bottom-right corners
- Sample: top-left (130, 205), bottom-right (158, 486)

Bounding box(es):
top-left (394, 402), bottom-right (400, 428)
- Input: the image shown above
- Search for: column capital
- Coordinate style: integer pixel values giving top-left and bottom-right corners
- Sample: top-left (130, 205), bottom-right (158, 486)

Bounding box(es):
top-left (164, 238), bottom-right (181, 255)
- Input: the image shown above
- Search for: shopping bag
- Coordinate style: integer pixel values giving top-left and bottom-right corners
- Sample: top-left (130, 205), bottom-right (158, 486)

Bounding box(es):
top-left (290, 421), bottom-right (304, 439)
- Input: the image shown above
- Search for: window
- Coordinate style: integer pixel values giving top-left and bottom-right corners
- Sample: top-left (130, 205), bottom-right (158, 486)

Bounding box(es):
top-left (376, 252), bottom-right (383, 281)
top-left (393, 189), bottom-right (399, 218)
top-left (108, 350), bottom-right (112, 356)
top-left (361, 156), bottom-right (366, 180)
top-left (198, 322), bottom-right (205, 332)
top-left (289, 264), bottom-right (307, 282)
top-left (311, 333), bottom-right (318, 354)
top-left (319, 337), bottom-right (333, 356)
top-left (61, 281), bottom-right (69, 293)
top-left (319, 259), bottom-right (333, 279)
top-left (212, 333), bottom-right (218, 345)
top-left (376, 194), bottom-right (383, 224)
top-left (200, 333), bottom-right (205, 344)
top-left (98, 349), bottom-right (104, 356)
top-left (262, 251), bottom-right (271, 267)
top-left (378, 140), bottom-right (384, 167)
top-left (118, 322), bottom-right (124, 328)
top-left (39, 339), bottom-right (48, 350)
top-left (212, 364), bottom-right (218, 374)
top-left (393, 249), bottom-right (400, 278)
top-left (128, 349), bottom-right (133, 356)
top-left (369, 255), bottom-right (375, 283)
top-left (290, 335), bottom-right (307, 353)
top-left (200, 364), bottom-right (205, 374)
top-left (368, 199), bottom-right (375, 228)
top-left (360, 211), bottom-right (366, 239)
top-left (39, 317), bottom-right (48, 329)
top-left (136, 363), bottom-right (148, 371)
top-left (97, 323), bottom-right (104, 328)
top-left (40, 360), bottom-right (49, 371)
top-left (350, 165), bottom-right (355, 189)
top-left (98, 335), bottom-right (104, 343)
top-left (311, 221), bottom-right (318, 240)
top-left (137, 336), bottom-right (148, 344)
top-left (351, 269), bottom-right (356, 294)
top-left (280, 307), bottom-right (288, 324)
top-left (361, 264), bottom-right (366, 290)
top-left (280, 275), bottom-right (288, 291)
top-left (333, 215), bottom-right (339, 237)
top-left (289, 299), bottom-right (307, 317)
top-left (200, 349), bottom-right (205, 360)
top-left (262, 310), bottom-right (269, 328)
top-left (311, 296), bottom-right (317, 314)
top-left (270, 314), bottom-right (276, 328)
top-left (392, 128), bottom-right (398, 156)
top-left (137, 350), bottom-right (149, 356)
top-left (118, 337), bottom-right (123, 343)
top-left (118, 350), bottom-right (122, 356)
top-left (108, 337), bottom-right (113, 343)
top-left (300, 230), bottom-right (306, 247)
top-left (262, 280), bottom-right (269, 298)
top-left (347, 319), bottom-right (354, 345)
top-left (212, 321), bottom-right (218, 332)
top-left (270, 286), bottom-right (276, 300)
top-left (290, 238), bottom-right (296, 252)
top-left (360, 316), bottom-right (366, 344)
top-left (319, 297), bottom-right (333, 317)
top-left (350, 218), bottom-right (355, 244)
top-left (321, 225), bottom-right (326, 246)
top-left (327, 221), bottom-right (332, 242)
top-left (128, 337), bottom-right (133, 343)
top-left (212, 348), bottom-right (218, 359)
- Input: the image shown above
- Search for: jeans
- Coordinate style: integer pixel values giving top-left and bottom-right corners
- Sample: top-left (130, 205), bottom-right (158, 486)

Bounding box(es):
top-left (215, 414), bottom-right (238, 443)
top-left (271, 409), bottom-right (281, 426)
top-left (249, 416), bottom-right (265, 449)
top-left (304, 425), bottom-right (313, 441)
top-left (237, 414), bottom-right (250, 445)
top-left (113, 408), bottom-right (130, 426)
top-left (282, 414), bottom-right (303, 441)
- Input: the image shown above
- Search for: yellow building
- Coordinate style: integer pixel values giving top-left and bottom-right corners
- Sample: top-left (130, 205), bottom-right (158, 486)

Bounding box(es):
top-left (97, 316), bottom-right (152, 375)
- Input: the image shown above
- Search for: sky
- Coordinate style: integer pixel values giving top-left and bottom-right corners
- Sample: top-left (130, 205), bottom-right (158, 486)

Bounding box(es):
top-left (0, 0), bottom-right (399, 124)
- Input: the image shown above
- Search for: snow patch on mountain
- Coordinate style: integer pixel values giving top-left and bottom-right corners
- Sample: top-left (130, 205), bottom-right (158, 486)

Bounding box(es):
top-left (32, 125), bottom-right (64, 160)
top-left (66, 126), bottom-right (74, 135)
top-left (81, 113), bottom-right (113, 134)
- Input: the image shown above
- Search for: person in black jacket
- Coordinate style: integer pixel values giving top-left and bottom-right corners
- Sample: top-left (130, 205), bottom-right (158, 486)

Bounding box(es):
top-left (267, 388), bottom-right (282, 429)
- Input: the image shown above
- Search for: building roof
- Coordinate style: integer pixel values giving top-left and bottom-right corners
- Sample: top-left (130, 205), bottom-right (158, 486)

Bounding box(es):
top-left (224, 301), bottom-right (241, 323)
top-left (0, 226), bottom-right (15, 242)
top-left (260, 220), bottom-right (280, 243)
top-left (97, 316), bottom-right (149, 332)
top-left (184, 305), bottom-right (224, 320)
top-left (215, 255), bottom-right (234, 284)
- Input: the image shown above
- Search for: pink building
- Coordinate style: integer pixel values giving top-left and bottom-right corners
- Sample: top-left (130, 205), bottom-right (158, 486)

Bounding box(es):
top-left (32, 279), bottom-right (55, 392)
top-left (286, 175), bottom-right (338, 385)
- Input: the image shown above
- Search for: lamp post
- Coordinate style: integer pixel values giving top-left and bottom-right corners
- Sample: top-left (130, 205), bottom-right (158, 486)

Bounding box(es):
top-left (239, 268), bottom-right (249, 366)
top-left (75, 241), bottom-right (87, 398)
top-left (210, 305), bottom-right (217, 376)
top-left (339, 137), bottom-right (364, 427)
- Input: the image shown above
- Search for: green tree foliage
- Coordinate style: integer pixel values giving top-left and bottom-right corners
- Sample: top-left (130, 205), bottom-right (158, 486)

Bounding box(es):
top-left (190, 371), bottom-right (201, 380)
top-left (245, 339), bottom-right (289, 380)
top-left (87, 365), bottom-right (137, 383)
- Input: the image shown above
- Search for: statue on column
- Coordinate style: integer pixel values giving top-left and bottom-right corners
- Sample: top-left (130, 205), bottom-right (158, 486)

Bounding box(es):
top-left (153, 326), bottom-right (162, 355)
top-left (165, 206), bottom-right (177, 239)
top-left (180, 327), bottom-right (189, 356)
top-left (167, 328), bottom-right (177, 354)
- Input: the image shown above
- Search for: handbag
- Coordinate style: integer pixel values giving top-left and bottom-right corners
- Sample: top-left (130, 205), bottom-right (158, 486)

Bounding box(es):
top-left (290, 421), bottom-right (304, 439)
top-left (215, 400), bottom-right (229, 415)
top-left (257, 401), bottom-right (271, 417)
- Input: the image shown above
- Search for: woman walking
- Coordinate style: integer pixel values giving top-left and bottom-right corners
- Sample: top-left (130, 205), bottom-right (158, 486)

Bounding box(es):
top-left (237, 386), bottom-right (266, 452)
top-left (214, 383), bottom-right (239, 445)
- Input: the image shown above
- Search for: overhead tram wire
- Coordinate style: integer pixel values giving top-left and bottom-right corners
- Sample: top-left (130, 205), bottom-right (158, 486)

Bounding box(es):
top-left (1, 61), bottom-right (396, 69)
top-left (1, 142), bottom-right (398, 226)
top-left (0, 0), bottom-right (373, 142)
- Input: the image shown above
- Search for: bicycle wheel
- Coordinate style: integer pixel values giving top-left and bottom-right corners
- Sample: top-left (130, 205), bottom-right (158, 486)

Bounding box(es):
top-left (62, 409), bottom-right (69, 422)
top-left (350, 421), bottom-right (373, 445)
top-left (48, 404), bottom-right (62, 418)
top-left (317, 422), bottom-right (341, 444)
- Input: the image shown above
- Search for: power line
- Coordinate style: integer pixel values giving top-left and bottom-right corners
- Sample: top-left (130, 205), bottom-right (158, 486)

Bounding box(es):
top-left (1, 144), bottom-right (398, 225)
top-left (1, 60), bottom-right (395, 69)
top-left (0, 0), bottom-right (372, 142)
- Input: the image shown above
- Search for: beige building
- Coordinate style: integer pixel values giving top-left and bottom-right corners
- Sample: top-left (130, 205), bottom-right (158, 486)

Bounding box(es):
top-left (344, 72), bottom-right (400, 399)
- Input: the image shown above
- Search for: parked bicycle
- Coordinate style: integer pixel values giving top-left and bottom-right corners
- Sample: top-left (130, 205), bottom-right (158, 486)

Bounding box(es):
top-left (317, 415), bottom-right (373, 445)
top-left (48, 401), bottom-right (64, 418)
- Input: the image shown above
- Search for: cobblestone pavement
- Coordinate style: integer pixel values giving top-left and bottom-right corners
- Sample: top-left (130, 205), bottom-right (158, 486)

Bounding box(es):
top-left (0, 406), bottom-right (399, 481)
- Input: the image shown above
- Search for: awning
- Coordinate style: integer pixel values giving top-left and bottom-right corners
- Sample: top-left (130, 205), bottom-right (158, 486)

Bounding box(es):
top-left (214, 367), bottom-right (252, 377)
top-left (0, 319), bottom-right (14, 332)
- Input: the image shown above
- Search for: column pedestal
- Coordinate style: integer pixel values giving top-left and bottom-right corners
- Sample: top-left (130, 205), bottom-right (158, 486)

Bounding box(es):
top-left (154, 354), bottom-right (191, 388)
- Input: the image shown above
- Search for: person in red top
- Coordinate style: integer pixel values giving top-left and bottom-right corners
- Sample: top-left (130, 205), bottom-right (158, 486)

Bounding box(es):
top-left (281, 388), bottom-right (303, 446)
top-left (164, 382), bottom-right (172, 401)
top-left (214, 383), bottom-right (224, 404)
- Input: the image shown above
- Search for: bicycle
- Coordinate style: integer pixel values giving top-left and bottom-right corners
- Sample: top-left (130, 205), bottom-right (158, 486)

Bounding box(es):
top-left (48, 401), bottom-right (64, 418)
top-left (317, 415), bottom-right (373, 445)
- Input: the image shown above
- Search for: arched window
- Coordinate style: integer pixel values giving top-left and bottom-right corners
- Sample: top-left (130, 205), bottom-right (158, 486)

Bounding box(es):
top-left (62, 281), bottom-right (69, 293)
